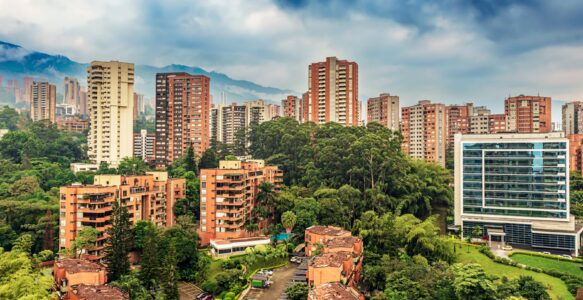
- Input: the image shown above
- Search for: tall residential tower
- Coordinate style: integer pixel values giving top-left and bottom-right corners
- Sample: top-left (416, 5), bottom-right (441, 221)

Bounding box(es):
top-left (30, 81), bottom-right (56, 122)
top-left (87, 61), bottom-right (135, 166)
top-left (306, 57), bottom-right (358, 126)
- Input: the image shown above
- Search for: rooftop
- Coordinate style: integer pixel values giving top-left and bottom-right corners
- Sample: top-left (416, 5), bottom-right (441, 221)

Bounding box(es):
top-left (306, 225), bottom-right (350, 237)
top-left (211, 236), bottom-right (271, 245)
top-left (69, 284), bottom-right (127, 300)
top-left (311, 251), bottom-right (352, 268)
top-left (325, 236), bottom-right (360, 249)
top-left (310, 282), bottom-right (361, 300)
top-left (56, 259), bottom-right (105, 274)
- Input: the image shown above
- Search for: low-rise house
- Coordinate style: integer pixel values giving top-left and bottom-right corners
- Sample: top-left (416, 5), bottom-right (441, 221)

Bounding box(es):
top-left (305, 226), bottom-right (352, 256)
top-left (54, 259), bottom-right (107, 298)
top-left (67, 284), bottom-right (127, 300)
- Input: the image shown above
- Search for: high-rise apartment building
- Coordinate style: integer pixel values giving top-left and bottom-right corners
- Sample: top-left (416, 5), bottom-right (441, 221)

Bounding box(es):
top-left (505, 95), bottom-right (551, 133)
top-left (488, 114), bottom-right (507, 133)
top-left (366, 93), bottom-right (399, 131)
top-left (134, 93), bottom-right (145, 120)
top-left (79, 88), bottom-right (88, 116)
top-left (59, 172), bottom-right (185, 260)
top-left (306, 57), bottom-right (358, 126)
top-left (134, 129), bottom-right (155, 163)
top-left (30, 81), bottom-right (56, 122)
top-left (562, 101), bottom-right (583, 136)
top-left (22, 77), bottom-right (33, 105)
top-left (468, 106), bottom-right (492, 134)
top-left (401, 100), bottom-right (447, 166)
top-left (211, 100), bottom-right (278, 144)
top-left (454, 132), bottom-right (583, 255)
top-left (64, 77), bottom-right (81, 110)
top-left (568, 134), bottom-right (583, 176)
top-left (87, 61), bottom-right (135, 167)
top-left (446, 103), bottom-right (473, 149)
top-left (282, 95), bottom-right (302, 122)
top-left (198, 159), bottom-right (283, 245)
top-left (154, 73), bottom-right (210, 168)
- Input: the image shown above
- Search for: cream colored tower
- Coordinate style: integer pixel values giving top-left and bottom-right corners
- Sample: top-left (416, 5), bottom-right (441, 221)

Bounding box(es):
top-left (87, 61), bottom-right (135, 167)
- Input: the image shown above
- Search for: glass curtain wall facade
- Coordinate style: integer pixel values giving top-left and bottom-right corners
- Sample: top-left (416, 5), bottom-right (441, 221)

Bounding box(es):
top-left (462, 141), bottom-right (568, 220)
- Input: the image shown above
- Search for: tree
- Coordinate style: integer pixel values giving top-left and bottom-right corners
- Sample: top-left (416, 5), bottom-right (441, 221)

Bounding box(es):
top-left (452, 263), bottom-right (497, 300)
top-left (160, 241), bottom-right (179, 300)
top-left (111, 274), bottom-right (152, 300)
top-left (118, 157), bottom-right (149, 175)
top-left (0, 249), bottom-right (54, 299)
top-left (0, 222), bottom-right (17, 250)
top-left (139, 227), bottom-right (160, 293)
top-left (9, 176), bottom-right (42, 196)
top-left (513, 276), bottom-right (550, 300)
top-left (104, 201), bottom-right (133, 282)
top-left (199, 148), bottom-right (219, 169)
top-left (281, 211), bottom-right (297, 233)
top-left (73, 226), bottom-right (98, 258)
top-left (472, 225), bottom-right (482, 240)
top-left (133, 220), bottom-right (156, 251)
top-left (12, 233), bottom-right (33, 254)
top-left (184, 145), bottom-right (197, 173)
top-left (0, 106), bottom-right (19, 131)
top-left (285, 283), bottom-right (309, 300)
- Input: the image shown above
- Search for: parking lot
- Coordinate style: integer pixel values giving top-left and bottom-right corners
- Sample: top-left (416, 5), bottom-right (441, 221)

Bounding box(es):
top-left (244, 256), bottom-right (308, 300)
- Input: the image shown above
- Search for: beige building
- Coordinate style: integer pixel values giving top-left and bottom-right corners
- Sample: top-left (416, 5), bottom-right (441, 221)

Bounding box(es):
top-left (211, 100), bottom-right (279, 144)
top-left (87, 61), bottom-right (135, 167)
top-left (30, 81), bottom-right (56, 122)
top-left (366, 93), bottom-right (399, 130)
top-left (562, 101), bottom-right (583, 136)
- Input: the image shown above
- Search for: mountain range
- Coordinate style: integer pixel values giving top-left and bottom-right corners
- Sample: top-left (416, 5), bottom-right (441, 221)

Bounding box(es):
top-left (0, 41), bottom-right (295, 104)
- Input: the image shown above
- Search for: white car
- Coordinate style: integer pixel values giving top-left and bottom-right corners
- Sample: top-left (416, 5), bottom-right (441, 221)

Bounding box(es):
top-left (560, 254), bottom-right (573, 259)
top-left (541, 252), bottom-right (551, 255)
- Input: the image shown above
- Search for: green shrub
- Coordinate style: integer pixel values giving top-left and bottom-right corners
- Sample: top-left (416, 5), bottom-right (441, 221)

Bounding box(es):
top-left (201, 280), bottom-right (218, 294)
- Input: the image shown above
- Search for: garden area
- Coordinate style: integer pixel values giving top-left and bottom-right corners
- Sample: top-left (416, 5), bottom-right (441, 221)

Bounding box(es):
top-left (200, 243), bottom-right (290, 300)
top-left (509, 253), bottom-right (583, 280)
top-left (450, 242), bottom-right (573, 299)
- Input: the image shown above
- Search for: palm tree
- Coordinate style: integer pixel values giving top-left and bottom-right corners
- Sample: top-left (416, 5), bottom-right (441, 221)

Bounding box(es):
top-left (281, 211), bottom-right (297, 234)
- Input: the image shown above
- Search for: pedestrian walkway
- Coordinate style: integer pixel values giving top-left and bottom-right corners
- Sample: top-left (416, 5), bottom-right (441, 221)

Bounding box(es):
top-left (178, 282), bottom-right (203, 300)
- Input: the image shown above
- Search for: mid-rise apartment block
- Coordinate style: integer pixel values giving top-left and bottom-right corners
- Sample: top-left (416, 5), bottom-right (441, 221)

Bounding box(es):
top-left (198, 159), bottom-right (283, 245)
top-left (133, 129), bottom-right (155, 163)
top-left (468, 106), bottom-right (492, 134)
top-left (505, 95), bottom-right (551, 133)
top-left (30, 81), bottom-right (56, 122)
top-left (488, 114), bottom-right (507, 133)
top-left (59, 172), bottom-right (185, 260)
top-left (87, 61), bottom-right (135, 167)
top-left (211, 100), bottom-right (278, 144)
top-left (306, 57), bottom-right (359, 126)
top-left (305, 226), bottom-right (363, 290)
top-left (454, 132), bottom-right (583, 255)
top-left (366, 93), bottom-right (399, 131)
top-left (282, 95), bottom-right (302, 122)
top-left (56, 116), bottom-right (90, 133)
top-left (154, 73), bottom-right (211, 167)
top-left (446, 103), bottom-right (473, 149)
top-left (562, 101), bottom-right (583, 136)
top-left (401, 100), bottom-right (447, 166)
top-left (568, 134), bottom-right (583, 176)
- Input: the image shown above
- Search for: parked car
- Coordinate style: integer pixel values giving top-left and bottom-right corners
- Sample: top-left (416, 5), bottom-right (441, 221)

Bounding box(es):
top-left (541, 251), bottom-right (551, 255)
top-left (196, 292), bottom-right (212, 300)
top-left (502, 245), bottom-right (513, 251)
top-left (560, 254), bottom-right (573, 259)
top-left (290, 256), bottom-right (302, 263)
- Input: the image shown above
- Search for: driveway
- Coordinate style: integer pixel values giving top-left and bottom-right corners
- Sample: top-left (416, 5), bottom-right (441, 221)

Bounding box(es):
top-left (243, 263), bottom-right (297, 300)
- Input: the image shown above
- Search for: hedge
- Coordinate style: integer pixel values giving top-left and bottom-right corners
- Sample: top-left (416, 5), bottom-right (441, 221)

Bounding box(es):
top-left (509, 251), bottom-right (583, 263)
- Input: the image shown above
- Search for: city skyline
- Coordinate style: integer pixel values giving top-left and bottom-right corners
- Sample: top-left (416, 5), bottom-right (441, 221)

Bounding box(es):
top-left (1, 0), bottom-right (583, 118)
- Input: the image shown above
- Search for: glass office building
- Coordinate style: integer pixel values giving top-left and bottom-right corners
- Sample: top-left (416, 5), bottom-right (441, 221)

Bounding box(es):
top-left (455, 133), bottom-right (583, 255)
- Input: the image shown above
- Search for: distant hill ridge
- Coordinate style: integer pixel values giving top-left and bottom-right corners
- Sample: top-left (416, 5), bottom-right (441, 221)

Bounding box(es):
top-left (0, 41), bottom-right (294, 103)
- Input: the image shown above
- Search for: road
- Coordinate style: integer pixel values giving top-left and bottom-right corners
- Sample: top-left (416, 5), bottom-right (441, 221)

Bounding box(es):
top-left (243, 263), bottom-right (297, 300)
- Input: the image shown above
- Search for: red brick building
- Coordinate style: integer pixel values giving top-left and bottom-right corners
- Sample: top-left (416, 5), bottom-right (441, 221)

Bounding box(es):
top-left (401, 100), bottom-right (447, 166)
top-left (446, 104), bottom-right (473, 149)
top-left (68, 284), bottom-right (127, 300)
top-left (282, 95), bottom-right (302, 122)
top-left (505, 95), bottom-right (551, 133)
top-left (306, 57), bottom-right (358, 126)
top-left (54, 259), bottom-right (107, 295)
top-left (155, 72), bottom-right (211, 168)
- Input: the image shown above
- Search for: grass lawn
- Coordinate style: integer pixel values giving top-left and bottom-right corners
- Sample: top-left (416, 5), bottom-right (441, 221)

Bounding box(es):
top-left (206, 258), bottom-right (224, 282)
top-left (451, 243), bottom-right (573, 300)
top-left (510, 253), bottom-right (583, 279)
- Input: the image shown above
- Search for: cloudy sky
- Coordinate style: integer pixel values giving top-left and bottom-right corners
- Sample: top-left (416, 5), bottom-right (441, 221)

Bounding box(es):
top-left (1, 0), bottom-right (582, 119)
